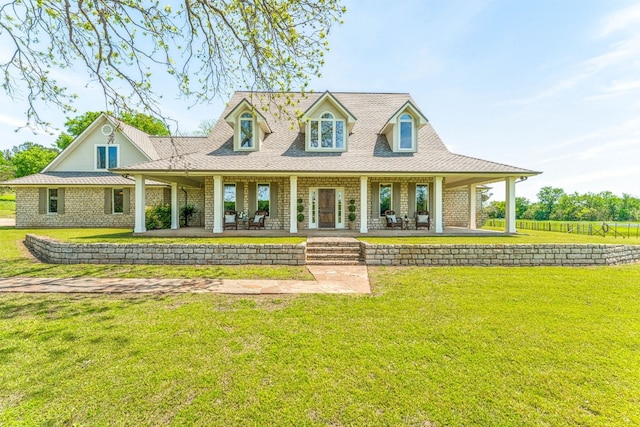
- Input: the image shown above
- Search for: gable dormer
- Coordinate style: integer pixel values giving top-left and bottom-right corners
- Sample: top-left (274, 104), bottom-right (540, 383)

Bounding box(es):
top-left (224, 99), bottom-right (272, 151)
top-left (299, 91), bottom-right (357, 152)
top-left (380, 101), bottom-right (428, 153)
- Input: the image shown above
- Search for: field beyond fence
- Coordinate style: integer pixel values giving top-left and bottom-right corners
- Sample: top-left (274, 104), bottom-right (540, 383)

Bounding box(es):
top-left (485, 219), bottom-right (640, 239)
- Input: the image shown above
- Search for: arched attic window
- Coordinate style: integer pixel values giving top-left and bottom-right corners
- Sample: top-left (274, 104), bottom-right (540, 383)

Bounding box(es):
top-left (399, 113), bottom-right (414, 150)
top-left (240, 112), bottom-right (254, 148)
top-left (309, 112), bottom-right (345, 149)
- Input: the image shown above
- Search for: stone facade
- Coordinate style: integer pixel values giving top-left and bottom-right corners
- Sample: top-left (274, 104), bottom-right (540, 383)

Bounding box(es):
top-left (16, 187), bottom-right (163, 228)
top-left (24, 234), bottom-right (640, 267)
top-left (201, 176), bottom-right (483, 232)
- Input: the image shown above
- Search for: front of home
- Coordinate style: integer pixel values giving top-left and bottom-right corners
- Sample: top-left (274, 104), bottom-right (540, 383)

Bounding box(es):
top-left (2, 91), bottom-right (540, 233)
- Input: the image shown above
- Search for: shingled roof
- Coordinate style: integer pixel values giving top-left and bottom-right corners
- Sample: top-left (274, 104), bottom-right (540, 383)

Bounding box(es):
top-left (1, 172), bottom-right (166, 187)
top-left (115, 91), bottom-right (537, 176)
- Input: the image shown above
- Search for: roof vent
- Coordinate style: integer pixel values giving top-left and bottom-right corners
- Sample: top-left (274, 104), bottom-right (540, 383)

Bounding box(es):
top-left (101, 124), bottom-right (114, 136)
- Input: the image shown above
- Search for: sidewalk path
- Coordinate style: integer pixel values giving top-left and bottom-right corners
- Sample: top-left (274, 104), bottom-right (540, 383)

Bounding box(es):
top-left (0, 265), bottom-right (370, 295)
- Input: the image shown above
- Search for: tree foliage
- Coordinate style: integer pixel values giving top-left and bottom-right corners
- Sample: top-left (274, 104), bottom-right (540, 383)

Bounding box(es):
top-left (10, 144), bottom-right (59, 178)
top-left (0, 0), bottom-right (346, 129)
top-left (55, 111), bottom-right (170, 150)
top-left (484, 186), bottom-right (640, 222)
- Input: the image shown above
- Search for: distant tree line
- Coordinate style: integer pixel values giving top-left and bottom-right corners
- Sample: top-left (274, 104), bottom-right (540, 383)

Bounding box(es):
top-left (484, 186), bottom-right (640, 222)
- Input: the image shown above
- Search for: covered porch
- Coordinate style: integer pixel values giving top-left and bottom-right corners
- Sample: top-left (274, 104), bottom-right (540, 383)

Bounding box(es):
top-left (129, 173), bottom-right (524, 235)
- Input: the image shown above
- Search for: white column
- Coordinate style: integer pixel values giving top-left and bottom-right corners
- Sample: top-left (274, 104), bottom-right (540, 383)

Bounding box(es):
top-left (434, 176), bottom-right (443, 233)
top-left (290, 175), bottom-right (298, 233)
top-left (468, 184), bottom-right (477, 230)
top-left (360, 176), bottom-right (368, 233)
top-left (170, 182), bottom-right (179, 230)
top-left (134, 174), bottom-right (146, 233)
top-left (505, 177), bottom-right (516, 233)
top-left (213, 175), bottom-right (223, 233)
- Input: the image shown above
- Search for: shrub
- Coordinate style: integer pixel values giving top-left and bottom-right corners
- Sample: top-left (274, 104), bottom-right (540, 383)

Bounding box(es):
top-left (145, 205), bottom-right (172, 230)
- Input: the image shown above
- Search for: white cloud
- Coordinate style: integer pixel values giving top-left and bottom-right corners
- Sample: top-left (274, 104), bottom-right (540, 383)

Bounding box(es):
top-left (598, 3), bottom-right (640, 37)
top-left (0, 113), bottom-right (26, 128)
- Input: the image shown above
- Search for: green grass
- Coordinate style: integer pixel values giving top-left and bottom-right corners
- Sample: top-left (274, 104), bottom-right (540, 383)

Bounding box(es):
top-left (2, 225), bottom-right (640, 424)
top-left (362, 227), bottom-right (640, 245)
top-left (1, 265), bottom-right (639, 425)
top-left (0, 193), bottom-right (15, 219)
top-left (0, 228), bottom-right (312, 280)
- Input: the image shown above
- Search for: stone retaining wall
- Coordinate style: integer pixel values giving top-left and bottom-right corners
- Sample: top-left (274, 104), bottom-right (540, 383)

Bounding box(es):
top-left (24, 234), bottom-right (640, 267)
top-left (361, 243), bottom-right (640, 266)
top-left (24, 234), bottom-right (306, 266)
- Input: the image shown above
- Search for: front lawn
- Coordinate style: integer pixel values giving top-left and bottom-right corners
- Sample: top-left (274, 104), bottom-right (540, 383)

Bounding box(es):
top-left (0, 193), bottom-right (15, 218)
top-left (1, 264), bottom-right (639, 425)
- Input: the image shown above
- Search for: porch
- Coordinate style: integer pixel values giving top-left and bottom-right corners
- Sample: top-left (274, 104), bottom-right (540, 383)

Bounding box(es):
top-left (138, 226), bottom-right (506, 238)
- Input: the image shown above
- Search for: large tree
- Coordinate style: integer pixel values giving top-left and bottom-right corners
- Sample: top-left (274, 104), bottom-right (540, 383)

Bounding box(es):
top-left (9, 143), bottom-right (59, 178)
top-left (0, 1), bottom-right (346, 128)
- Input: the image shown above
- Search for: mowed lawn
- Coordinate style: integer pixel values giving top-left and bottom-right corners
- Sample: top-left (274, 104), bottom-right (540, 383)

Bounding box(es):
top-left (1, 227), bottom-right (640, 425)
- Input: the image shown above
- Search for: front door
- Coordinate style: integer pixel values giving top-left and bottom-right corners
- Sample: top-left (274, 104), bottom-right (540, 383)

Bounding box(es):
top-left (318, 189), bottom-right (335, 228)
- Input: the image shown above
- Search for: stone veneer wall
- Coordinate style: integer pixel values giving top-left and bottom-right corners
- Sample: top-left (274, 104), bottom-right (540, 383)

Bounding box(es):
top-left (198, 176), bottom-right (484, 232)
top-left (25, 234), bottom-right (306, 265)
top-left (24, 234), bottom-right (640, 267)
top-left (15, 187), bottom-right (165, 228)
top-left (361, 243), bottom-right (640, 266)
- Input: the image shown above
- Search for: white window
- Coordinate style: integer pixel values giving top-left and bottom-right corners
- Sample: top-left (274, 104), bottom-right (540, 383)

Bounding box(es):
top-left (309, 112), bottom-right (345, 150)
top-left (239, 113), bottom-right (254, 149)
top-left (96, 145), bottom-right (119, 170)
top-left (112, 189), bottom-right (124, 214)
top-left (416, 184), bottom-right (429, 211)
top-left (379, 184), bottom-right (392, 216)
top-left (48, 188), bottom-right (58, 214)
top-left (399, 113), bottom-right (414, 150)
top-left (257, 183), bottom-right (270, 216)
top-left (224, 183), bottom-right (236, 210)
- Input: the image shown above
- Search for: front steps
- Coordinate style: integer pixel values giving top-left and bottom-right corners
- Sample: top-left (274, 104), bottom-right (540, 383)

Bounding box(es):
top-left (306, 237), bottom-right (362, 265)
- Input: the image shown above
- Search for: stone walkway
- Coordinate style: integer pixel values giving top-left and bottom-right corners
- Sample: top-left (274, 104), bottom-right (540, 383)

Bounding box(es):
top-left (0, 265), bottom-right (370, 295)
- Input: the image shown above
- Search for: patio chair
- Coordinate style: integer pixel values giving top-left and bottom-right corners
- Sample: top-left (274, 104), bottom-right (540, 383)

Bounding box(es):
top-left (248, 210), bottom-right (268, 230)
top-left (384, 210), bottom-right (402, 230)
top-left (415, 210), bottom-right (430, 230)
top-left (223, 210), bottom-right (238, 230)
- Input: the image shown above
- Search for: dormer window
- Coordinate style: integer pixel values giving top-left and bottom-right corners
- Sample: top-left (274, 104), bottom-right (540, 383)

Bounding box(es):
top-left (309, 112), bottom-right (345, 150)
top-left (240, 112), bottom-right (254, 149)
top-left (380, 101), bottom-right (428, 153)
top-left (225, 99), bottom-right (271, 152)
top-left (399, 113), bottom-right (414, 150)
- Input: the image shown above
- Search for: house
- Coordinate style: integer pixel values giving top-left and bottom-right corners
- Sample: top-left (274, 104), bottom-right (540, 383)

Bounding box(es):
top-left (2, 91), bottom-right (540, 233)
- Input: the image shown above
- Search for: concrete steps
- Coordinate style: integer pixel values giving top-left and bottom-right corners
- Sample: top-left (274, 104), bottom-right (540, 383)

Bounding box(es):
top-left (306, 237), bottom-right (362, 265)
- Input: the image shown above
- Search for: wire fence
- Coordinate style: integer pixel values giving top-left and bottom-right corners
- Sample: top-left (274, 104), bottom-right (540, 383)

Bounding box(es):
top-left (484, 219), bottom-right (640, 239)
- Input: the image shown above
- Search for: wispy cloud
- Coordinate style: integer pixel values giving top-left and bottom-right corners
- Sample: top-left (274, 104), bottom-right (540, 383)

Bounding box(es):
top-left (598, 3), bottom-right (640, 37)
top-left (0, 113), bottom-right (26, 128)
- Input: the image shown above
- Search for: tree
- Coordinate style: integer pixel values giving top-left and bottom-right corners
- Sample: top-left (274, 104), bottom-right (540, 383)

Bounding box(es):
top-left (192, 119), bottom-right (217, 137)
top-left (535, 186), bottom-right (565, 220)
top-left (0, 151), bottom-right (15, 182)
top-left (55, 111), bottom-right (171, 150)
top-left (0, 1), bottom-right (346, 129)
top-left (10, 144), bottom-right (59, 178)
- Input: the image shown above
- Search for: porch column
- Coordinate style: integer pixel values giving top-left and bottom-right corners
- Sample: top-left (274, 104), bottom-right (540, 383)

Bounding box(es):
top-left (213, 175), bottom-right (223, 233)
top-left (170, 182), bottom-right (179, 230)
top-left (505, 177), bottom-right (516, 233)
top-left (134, 174), bottom-right (146, 233)
top-left (360, 176), bottom-right (368, 233)
top-left (468, 184), bottom-right (477, 230)
top-left (290, 175), bottom-right (298, 233)
top-left (434, 176), bottom-right (443, 233)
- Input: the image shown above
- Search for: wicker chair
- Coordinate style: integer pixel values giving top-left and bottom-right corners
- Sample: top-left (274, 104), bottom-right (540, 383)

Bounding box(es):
top-left (248, 210), bottom-right (268, 230)
top-left (384, 210), bottom-right (402, 230)
top-left (415, 210), bottom-right (430, 230)
top-left (223, 210), bottom-right (238, 230)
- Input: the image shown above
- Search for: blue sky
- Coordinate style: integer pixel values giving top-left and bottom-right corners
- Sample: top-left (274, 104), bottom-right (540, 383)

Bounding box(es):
top-left (1, 0), bottom-right (639, 201)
